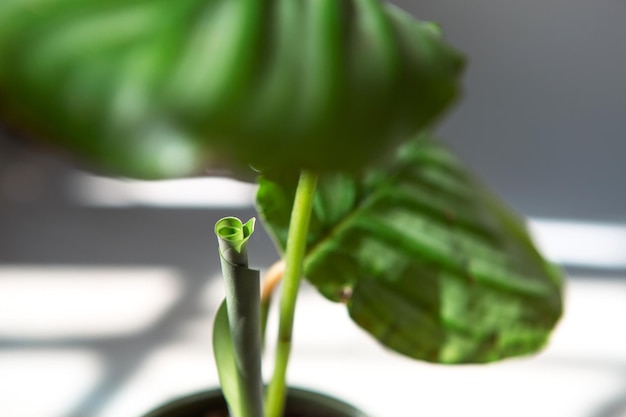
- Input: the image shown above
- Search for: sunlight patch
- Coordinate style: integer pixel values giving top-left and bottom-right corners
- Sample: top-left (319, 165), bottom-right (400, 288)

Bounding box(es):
top-left (0, 266), bottom-right (181, 338)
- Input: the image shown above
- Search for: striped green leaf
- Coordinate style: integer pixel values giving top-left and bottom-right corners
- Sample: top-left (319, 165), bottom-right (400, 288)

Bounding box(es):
top-left (0, 0), bottom-right (463, 180)
top-left (256, 134), bottom-right (563, 364)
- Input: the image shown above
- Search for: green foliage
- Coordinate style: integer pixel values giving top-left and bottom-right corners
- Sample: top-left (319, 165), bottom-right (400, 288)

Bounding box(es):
top-left (0, 0), bottom-right (563, 384)
top-left (257, 134), bottom-right (563, 364)
top-left (213, 300), bottom-right (246, 417)
top-left (0, 0), bottom-right (463, 179)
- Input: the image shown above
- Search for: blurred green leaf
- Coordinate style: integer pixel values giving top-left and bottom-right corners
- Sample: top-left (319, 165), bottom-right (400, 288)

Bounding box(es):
top-left (257, 134), bottom-right (563, 364)
top-left (0, 0), bottom-right (463, 179)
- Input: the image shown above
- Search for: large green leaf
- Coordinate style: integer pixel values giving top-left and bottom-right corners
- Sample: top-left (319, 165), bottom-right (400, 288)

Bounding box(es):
top-left (0, 0), bottom-right (463, 180)
top-left (257, 134), bottom-right (563, 364)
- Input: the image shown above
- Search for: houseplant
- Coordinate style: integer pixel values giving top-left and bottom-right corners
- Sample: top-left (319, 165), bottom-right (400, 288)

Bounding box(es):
top-left (0, 1), bottom-right (563, 416)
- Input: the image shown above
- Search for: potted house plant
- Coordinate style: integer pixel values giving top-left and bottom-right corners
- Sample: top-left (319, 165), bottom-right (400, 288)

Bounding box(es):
top-left (0, 1), bottom-right (563, 416)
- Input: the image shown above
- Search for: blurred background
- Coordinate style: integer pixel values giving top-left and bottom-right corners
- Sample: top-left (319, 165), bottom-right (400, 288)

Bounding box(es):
top-left (1, 0), bottom-right (625, 416)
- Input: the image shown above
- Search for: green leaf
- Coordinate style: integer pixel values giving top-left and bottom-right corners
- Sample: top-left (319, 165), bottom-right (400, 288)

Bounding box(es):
top-left (215, 216), bottom-right (256, 264)
top-left (0, 0), bottom-right (463, 179)
top-left (213, 299), bottom-right (245, 417)
top-left (257, 134), bottom-right (564, 364)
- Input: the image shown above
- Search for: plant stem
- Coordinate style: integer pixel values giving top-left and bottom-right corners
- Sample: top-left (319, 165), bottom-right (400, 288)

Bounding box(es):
top-left (215, 218), bottom-right (264, 417)
top-left (260, 260), bottom-right (285, 350)
top-left (265, 171), bottom-right (318, 417)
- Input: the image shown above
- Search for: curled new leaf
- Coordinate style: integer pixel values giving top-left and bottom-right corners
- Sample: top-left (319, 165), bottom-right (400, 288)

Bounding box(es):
top-left (0, 0), bottom-right (463, 179)
top-left (214, 217), bottom-right (264, 417)
top-left (215, 216), bottom-right (256, 264)
top-left (257, 134), bottom-right (564, 364)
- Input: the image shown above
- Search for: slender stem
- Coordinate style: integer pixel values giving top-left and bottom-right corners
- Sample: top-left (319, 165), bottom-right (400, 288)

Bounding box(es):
top-left (261, 260), bottom-right (286, 303)
top-left (265, 171), bottom-right (318, 417)
top-left (260, 260), bottom-right (285, 350)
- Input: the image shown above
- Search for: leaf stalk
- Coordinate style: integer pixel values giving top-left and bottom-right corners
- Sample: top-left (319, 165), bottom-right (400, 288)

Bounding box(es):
top-left (265, 171), bottom-right (318, 417)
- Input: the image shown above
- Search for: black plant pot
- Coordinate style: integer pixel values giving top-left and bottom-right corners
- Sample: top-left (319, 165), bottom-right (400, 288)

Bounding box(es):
top-left (142, 387), bottom-right (370, 417)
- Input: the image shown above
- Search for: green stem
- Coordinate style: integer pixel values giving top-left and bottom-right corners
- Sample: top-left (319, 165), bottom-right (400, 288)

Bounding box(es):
top-left (215, 218), bottom-right (264, 417)
top-left (265, 171), bottom-right (318, 417)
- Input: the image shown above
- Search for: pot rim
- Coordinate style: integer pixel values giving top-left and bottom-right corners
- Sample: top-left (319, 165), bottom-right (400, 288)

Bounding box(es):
top-left (142, 386), bottom-right (370, 417)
